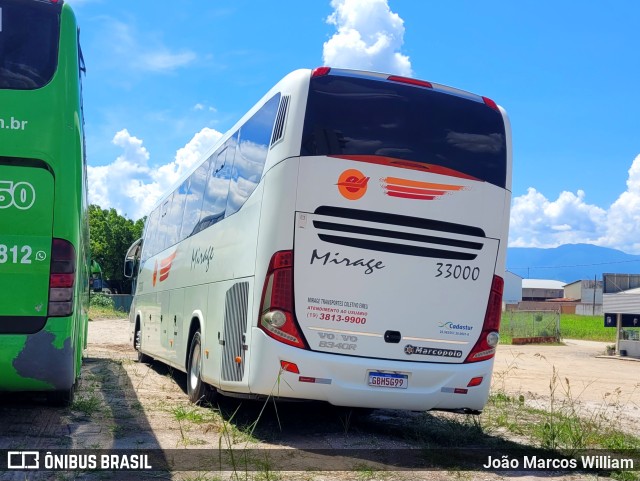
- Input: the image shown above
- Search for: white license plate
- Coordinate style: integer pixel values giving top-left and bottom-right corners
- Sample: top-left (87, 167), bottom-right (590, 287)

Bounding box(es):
top-left (368, 371), bottom-right (408, 389)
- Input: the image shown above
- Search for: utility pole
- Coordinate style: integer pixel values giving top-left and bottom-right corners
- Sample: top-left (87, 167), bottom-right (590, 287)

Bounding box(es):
top-left (592, 274), bottom-right (597, 316)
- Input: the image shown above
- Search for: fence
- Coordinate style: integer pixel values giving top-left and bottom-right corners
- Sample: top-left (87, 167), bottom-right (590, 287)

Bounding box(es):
top-left (575, 303), bottom-right (603, 316)
top-left (90, 293), bottom-right (132, 313)
top-left (502, 309), bottom-right (561, 344)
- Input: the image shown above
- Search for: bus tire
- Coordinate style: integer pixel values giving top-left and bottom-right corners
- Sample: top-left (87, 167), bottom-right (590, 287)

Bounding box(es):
top-left (135, 326), bottom-right (151, 364)
top-left (187, 330), bottom-right (212, 405)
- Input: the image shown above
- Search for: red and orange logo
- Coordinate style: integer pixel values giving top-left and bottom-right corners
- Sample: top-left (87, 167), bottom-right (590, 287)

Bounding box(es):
top-left (152, 260), bottom-right (158, 286)
top-left (382, 177), bottom-right (464, 200)
top-left (336, 169), bottom-right (369, 200)
top-left (152, 251), bottom-right (177, 287)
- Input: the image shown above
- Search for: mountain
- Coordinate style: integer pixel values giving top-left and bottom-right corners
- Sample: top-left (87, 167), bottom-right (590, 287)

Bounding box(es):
top-left (506, 244), bottom-right (640, 283)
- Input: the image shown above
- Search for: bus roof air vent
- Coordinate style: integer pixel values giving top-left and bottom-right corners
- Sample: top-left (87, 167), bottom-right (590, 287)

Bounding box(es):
top-left (270, 95), bottom-right (290, 148)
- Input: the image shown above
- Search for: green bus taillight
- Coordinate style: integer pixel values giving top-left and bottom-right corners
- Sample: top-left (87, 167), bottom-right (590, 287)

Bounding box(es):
top-left (48, 238), bottom-right (75, 317)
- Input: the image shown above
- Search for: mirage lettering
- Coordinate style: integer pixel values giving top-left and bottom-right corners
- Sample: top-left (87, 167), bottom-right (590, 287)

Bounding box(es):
top-left (191, 246), bottom-right (214, 272)
top-left (310, 249), bottom-right (385, 275)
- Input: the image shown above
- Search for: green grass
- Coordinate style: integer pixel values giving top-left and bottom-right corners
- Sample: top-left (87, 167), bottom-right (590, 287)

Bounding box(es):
top-left (499, 330), bottom-right (513, 345)
top-left (485, 373), bottom-right (640, 453)
top-left (500, 313), bottom-right (615, 343)
top-left (480, 365), bottom-right (640, 480)
top-left (170, 404), bottom-right (217, 424)
top-left (88, 304), bottom-right (127, 320)
top-left (71, 393), bottom-right (103, 416)
top-left (558, 314), bottom-right (616, 342)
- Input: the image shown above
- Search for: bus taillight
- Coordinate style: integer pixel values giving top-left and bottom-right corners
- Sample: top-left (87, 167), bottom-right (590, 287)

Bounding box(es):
top-left (465, 275), bottom-right (503, 363)
top-left (482, 96), bottom-right (499, 111)
top-left (311, 67), bottom-right (331, 78)
top-left (49, 238), bottom-right (76, 317)
top-left (259, 250), bottom-right (308, 349)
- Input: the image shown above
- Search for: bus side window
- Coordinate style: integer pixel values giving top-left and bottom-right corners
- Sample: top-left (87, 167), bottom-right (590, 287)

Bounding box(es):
top-left (226, 93), bottom-right (280, 216)
top-left (156, 197), bottom-right (173, 253)
top-left (166, 179), bottom-right (188, 247)
top-left (142, 208), bottom-right (160, 262)
top-left (197, 133), bottom-right (237, 232)
top-left (180, 156), bottom-right (211, 240)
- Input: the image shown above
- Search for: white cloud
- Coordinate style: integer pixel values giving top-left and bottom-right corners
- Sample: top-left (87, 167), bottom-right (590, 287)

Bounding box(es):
top-left (509, 153), bottom-right (640, 254)
top-left (101, 18), bottom-right (197, 74)
top-left (323, 0), bottom-right (412, 77)
top-left (88, 127), bottom-right (222, 220)
top-left (509, 188), bottom-right (607, 249)
top-left (193, 103), bottom-right (217, 113)
top-left (140, 50), bottom-right (197, 72)
top-left (597, 154), bottom-right (640, 253)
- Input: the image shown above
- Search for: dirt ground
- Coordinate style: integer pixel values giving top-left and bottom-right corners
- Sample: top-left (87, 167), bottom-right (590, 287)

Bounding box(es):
top-left (494, 340), bottom-right (640, 428)
top-left (1, 317), bottom-right (638, 481)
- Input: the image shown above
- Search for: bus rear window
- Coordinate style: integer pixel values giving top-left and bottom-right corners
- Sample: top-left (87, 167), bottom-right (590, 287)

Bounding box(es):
top-left (301, 76), bottom-right (507, 188)
top-left (0, 0), bottom-right (61, 90)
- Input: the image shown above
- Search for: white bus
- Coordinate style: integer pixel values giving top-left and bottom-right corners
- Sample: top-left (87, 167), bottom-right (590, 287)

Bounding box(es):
top-left (124, 67), bottom-right (512, 413)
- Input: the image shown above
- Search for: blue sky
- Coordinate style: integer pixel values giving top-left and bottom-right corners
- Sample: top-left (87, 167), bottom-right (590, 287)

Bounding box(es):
top-left (67, 0), bottom-right (640, 253)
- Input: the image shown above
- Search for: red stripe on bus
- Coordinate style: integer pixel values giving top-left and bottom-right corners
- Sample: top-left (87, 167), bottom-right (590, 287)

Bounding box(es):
top-left (386, 191), bottom-right (437, 200)
top-left (160, 251), bottom-right (177, 269)
top-left (384, 185), bottom-right (447, 196)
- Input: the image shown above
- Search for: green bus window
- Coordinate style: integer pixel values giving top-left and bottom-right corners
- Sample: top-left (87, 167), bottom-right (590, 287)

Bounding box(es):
top-left (0, 0), bottom-right (61, 90)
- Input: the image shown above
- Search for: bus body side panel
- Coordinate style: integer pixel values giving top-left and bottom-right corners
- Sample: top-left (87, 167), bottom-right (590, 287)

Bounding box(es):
top-left (133, 182), bottom-right (265, 391)
top-left (198, 183), bottom-right (264, 392)
top-left (127, 70), bottom-right (308, 389)
top-left (0, 4), bottom-right (88, 392)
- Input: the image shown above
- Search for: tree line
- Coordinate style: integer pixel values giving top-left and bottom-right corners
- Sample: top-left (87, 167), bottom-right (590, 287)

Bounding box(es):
top-left (89, 204), bottom-right (144, 294)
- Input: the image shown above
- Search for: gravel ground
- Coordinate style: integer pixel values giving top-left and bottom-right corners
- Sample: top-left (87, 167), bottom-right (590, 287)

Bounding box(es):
top-left (0, 317), bottom-right (637, 481)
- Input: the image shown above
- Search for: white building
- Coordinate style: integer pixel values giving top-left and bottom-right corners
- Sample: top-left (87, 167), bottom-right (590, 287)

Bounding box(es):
top-left (503, 271), bottom-right (523, 305)
top-left (603, 287), bottom-right (640, 358)
top-left (564, 279), bottom-right (603, 315)
top-left (564, 279), bottom-right (603, 304)
top-left (521, 279), bottom-right (565, 301)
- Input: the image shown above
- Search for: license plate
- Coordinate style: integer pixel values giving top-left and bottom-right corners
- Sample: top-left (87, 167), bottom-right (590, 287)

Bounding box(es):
top-left (368, 371), bottom-right (408, 389)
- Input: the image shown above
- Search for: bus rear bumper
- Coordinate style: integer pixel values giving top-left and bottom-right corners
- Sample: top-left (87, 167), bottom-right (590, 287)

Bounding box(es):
top-left (0, 319), bottom-right (75, 392)
top-left (247, 330), bottom-right (493, 412)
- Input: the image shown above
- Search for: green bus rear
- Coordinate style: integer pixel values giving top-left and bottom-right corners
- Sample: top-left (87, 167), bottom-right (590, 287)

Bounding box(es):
top-left (0, 0), bottom-right (89, 404)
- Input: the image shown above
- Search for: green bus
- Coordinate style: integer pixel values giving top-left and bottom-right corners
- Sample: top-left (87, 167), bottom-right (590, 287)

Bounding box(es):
top-left (0, 0), bottom-right (89, 405)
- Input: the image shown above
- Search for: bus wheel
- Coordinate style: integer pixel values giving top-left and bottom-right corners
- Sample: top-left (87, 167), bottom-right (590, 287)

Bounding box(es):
top-left (135, 326), bottom-right (151, 364)
top-left (187, 330), bottom-right (212, 405)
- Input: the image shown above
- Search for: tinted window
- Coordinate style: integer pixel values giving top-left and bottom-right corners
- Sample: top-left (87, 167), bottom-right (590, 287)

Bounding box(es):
top-left (0, 0), bottom-right (61, 90)
top-left (196, 134), bottom-right (237, 233)
top-left (142, 208), bottom-right (159, 263)
top-left (165, 180), bottom-right (188, 247)
top-left (156, 198), bottom-right (172, 252)
top-left (227, 94), bottom-right (280, 216)
top-left (179, 156), bottom-right (211, 239)
top-left (301, 76), bottom-right (507, 188)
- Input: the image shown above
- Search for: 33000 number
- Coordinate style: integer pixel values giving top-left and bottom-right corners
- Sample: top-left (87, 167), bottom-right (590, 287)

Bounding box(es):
top-left (435, 263), bottom-right (479, 281)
